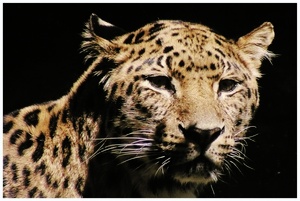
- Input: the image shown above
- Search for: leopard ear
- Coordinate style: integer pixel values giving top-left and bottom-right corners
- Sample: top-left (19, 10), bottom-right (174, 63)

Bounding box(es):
top-left (81, 14), bottom-right (126, 61)
top-left (237, 22), bottom-right (275, 70)
top-left (88, 13), bottom-right (126, 40)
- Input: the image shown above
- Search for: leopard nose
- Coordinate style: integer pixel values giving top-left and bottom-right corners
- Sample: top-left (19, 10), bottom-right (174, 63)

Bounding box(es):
top-left (179, 124), bottom-right (224, 150)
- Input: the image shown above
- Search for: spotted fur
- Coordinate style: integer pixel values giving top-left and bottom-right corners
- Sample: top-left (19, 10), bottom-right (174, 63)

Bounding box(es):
top-left (3, 13), bottom-right (275, 198)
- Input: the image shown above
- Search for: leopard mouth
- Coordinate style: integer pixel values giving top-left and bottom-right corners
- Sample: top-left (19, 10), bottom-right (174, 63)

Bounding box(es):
top-left (173, 155), bottom-right (215, 173)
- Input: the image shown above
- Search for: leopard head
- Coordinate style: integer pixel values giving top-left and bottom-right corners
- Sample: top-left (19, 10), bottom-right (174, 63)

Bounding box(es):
top-left (82, 14), bottom-right (275, 187)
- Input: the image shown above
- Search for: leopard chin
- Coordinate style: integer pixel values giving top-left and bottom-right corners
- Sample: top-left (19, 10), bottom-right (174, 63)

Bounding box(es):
top-left (170, 155), bottom-right (221, 184)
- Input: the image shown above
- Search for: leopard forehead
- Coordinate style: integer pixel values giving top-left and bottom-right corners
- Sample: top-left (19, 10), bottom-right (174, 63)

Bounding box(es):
top-left (112, 20), bottom-right (236, 77)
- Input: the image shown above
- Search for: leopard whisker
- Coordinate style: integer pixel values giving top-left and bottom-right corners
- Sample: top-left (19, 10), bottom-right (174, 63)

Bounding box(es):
top-left (235, 133), bottom-right (259, 144)
top-left (242, 162), bottom-right (254, 170)
top-left (228, 160), bottom-right (243, 175)
top-left (155, 157), bottom-right (171, 176)
top-left (231, 146), bottom-right (249, 160)
top-left (89, 137), bottom-right (154, 155)
top-left (233, 126), bottom-right (256, 137)
top-left (227, 152), bottom-right (245, 161)
top-left (117, 155), bottom-right (149, 165)
top-left (113, 148), bottom-right (154, 156)
top-left (124, 130), bottom-right (154, 136)
top-left (120, 139), bottom-right (154, 152)
top-left (92, 136), bottom-right (154, 141)
top-left (131, 154), bottom-right (165, 172)
top-left (234, 141), bottom-right (248, 153)
top-left (117, 153), bottom-right (160, 166)
top-left (223, 160), bottom-right (232, 175)
top-left (86, 139), bottom-right (115, 161)
top-left (210, 184), bottom-right (215, 197)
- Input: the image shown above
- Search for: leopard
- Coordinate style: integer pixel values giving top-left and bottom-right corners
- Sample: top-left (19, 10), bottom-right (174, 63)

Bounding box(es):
top-left (3, 13), bottom-right (275, 198)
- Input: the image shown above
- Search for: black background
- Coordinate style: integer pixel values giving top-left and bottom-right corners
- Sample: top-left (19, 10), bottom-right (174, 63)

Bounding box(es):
top-left (3, 3), bottom-right (297, 198)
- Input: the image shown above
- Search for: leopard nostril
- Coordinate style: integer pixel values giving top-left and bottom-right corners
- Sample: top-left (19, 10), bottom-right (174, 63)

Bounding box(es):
top-left (178, 124), bottom-right (185, 133)
top-left (208, 127), bottom-right (224, 144)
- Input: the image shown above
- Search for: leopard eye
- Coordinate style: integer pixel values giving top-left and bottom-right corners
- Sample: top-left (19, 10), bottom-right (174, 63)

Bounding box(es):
top-left (145, 75), bottom-right (176, 94)
top-left (218, 79), bottom-right (239, 93)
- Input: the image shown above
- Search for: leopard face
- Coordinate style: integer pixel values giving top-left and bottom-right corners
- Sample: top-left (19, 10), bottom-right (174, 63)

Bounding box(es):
top-left (86, 15), bottom-right (275, 187)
